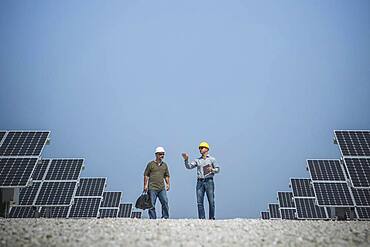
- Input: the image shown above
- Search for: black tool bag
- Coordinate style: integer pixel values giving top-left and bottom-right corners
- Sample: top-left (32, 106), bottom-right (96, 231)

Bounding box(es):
top-left (135, 192), bottom-right (152, 210)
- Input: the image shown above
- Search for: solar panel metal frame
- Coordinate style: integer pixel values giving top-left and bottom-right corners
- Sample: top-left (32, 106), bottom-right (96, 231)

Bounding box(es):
top-left (44, 158), bottom-right (84, 181)
top-left (268, 203), bottom-right (281, 219)
top-left (290, 178), bottom-right (315, 198)
top-left (17, 158), bottom-right (83, 211)
top-left (118, 203), bottom-right (133, 218)
top-left (34, 181), bottom-right (78, 206)
top-left (0, 131), bottom-right (6, 144)
top-left (99, 208), bottom-right (119, 218)
top-left (343, 158), bottom-right (370, 189)
top-left (131, 211), bottom-right (142, 219)
top-left (355, 207), bottom-right (370, 220)
top-left (68, 197), bottom-right (102, 218)
top-left (261, 211), bottom-right (270, 220)
top-left (293, 197), bottom-right (328, 219)
top-left (40, 206), bottom-right (70, 218)
top-left (277, 191), bottom-right (295, 208)
top-left (280, 208), bottom-right (296, 220)
top-left (68, 177), bottom-right (107, 218)
top-left (31, 159), bottom-right (51, 181)
top-left (307, 159), bottom-right (346, 182)
top-left (75, 177), bottom-right (107, 197)
top-left (351, 188), bottom-right (370, 207)
top-left (18, 181), bottom-right (42, 205)
top-left (289, 177), bottom-right (329, 219)
top-left (8, 206), bottom-right (40, 218)
top-left (100, 191), bottom-right (122, 208)
top-left (312, 182), bottom-right (355, 207)
top-left (307, 159), bottom-right (357, 208)
top-left (0, 157), bottom-right (40, 188)
top-left (0, 130), bottom-right (50, 157)
top-left (334, 130), bottom-right (370, 158)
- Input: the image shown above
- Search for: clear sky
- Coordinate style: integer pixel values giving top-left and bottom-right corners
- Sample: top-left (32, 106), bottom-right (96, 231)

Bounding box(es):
top-left (1, 0), bottom-right (369, 219)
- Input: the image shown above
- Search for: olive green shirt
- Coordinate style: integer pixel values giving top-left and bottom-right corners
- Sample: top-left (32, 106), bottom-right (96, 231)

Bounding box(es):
top-left (144, 161), bottom-right (170, 191)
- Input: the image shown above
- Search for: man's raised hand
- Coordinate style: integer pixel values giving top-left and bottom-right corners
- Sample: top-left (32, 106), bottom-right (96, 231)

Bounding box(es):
top-left (181, 153), bottom-right (189, 160)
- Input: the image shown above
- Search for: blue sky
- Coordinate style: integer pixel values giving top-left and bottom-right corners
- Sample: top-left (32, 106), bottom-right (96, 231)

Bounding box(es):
top-left (1, 0), bottom-right (369, 219)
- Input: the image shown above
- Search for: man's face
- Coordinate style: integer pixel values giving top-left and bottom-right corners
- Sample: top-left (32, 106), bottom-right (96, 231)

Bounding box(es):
top-left (199, 147), bottom-right (209, 155)
top-left (156, 152), bottom-right (165, 161)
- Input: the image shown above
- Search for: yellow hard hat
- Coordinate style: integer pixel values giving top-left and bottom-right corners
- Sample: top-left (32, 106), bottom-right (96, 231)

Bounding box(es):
top-left (199, 141), bottom-right (210, 149)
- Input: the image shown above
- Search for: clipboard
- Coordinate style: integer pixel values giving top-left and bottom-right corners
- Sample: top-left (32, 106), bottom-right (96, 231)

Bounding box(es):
top-left (203, 164), bottom-right (213, 177)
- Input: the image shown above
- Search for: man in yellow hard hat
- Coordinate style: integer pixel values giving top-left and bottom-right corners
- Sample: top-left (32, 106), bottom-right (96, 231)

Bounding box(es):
top-left (182, 141), bottom-right (220, 220)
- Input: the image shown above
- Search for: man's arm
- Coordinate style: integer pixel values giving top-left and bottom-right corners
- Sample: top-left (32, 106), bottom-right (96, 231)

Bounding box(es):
top-left (182, 153), bottom-right (197, 169)
top-left (144, 176), bottom-right (149, 192)
top-left (143, 163), bottom-right (150, 192)
top-left (212, 157), bottom-right (220, 174)
top-left (165, 176), bottom-right (170, 191)
top-left (164, 165), bottom-right (170, 191)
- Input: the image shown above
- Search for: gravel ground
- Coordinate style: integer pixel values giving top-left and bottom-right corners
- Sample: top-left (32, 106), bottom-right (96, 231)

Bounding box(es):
top-left (1, 218), bottom-right (369, 247)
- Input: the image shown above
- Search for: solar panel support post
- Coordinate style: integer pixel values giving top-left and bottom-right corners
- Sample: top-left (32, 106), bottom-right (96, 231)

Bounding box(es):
top-left (0, 188), bottom-right (20, 217)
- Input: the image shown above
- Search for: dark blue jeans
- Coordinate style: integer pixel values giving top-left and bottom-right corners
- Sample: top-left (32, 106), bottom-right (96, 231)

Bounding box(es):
top-left (148, 189), bottom-right (169, 219)
top-left (196, 177), bottom-right (215, 219)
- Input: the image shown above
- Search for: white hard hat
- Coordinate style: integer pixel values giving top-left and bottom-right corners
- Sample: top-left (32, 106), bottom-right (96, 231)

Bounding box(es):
top-left (155, 146), bottom-right (165, 154)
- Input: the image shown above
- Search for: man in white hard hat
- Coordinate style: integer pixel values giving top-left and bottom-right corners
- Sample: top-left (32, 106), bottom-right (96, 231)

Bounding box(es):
top-left (182, 141), bottom-right (220, 220)
top-left (144, 146), bottom-right (170, 219)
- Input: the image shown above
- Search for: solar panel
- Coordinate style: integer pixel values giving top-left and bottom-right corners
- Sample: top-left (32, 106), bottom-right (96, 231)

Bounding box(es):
top-left (294, 198), bottom-right (328, 219)
top-left (268, 203), bottom-right (280, 219)
top-left (351, 188), bottom-right (370, 206)
top-left (118, 203), bottom-right (132, 218)
top-left (131, 211), bottom-right (142, 219)
top-left (35, 181), bottom-right (77, 206)
top-left (40, 206), bottom-right (70, 218)
top-left (31, 159), bottom-right (50, 181)
top-left (343, 158), bottom-right (370, 188)
top-left (99, 208), bottom-right (119, 218)
top-left (261, 211), bottom-right (270, 220)
top-left (8, 206), bottom-right (39, 218)
top-left (277, 192), bottom-right (295, 208)
top-left (75, 178), bottom-right (106, 197)
top-left (356, 207), bottom-right (370, 219)
top-left (44, 159), bottom-right (84, 181)
top-left (280, 208), bottom-right (296, 220)
top-left (313, 182), bottom-right (354, 206)
top-left (69, 197), bottom-right (101, 218)
top-left (290, 178), bottom-right (315, 197)
top-left (19, 182), bottom-right (41, 205)
top-left (100, 192), bottom-right (122, 208)
top-left (335, 130), bottom-right (370, 157)
top-left (0, 131), bottom-right (50, 156)
top-left (0, 157), bottom-right (38, 187)
top-left (0, 131), bottom-right (6, 143)
top-left (307, 160), bottom-right (345, 181)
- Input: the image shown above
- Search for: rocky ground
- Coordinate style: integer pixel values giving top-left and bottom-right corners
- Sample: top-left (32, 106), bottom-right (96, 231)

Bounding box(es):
top-left (1, 218), bottom-right (369, 247)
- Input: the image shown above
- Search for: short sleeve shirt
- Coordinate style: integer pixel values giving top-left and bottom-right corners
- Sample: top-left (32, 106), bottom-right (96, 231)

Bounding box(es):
top-left (144, 161), bottom-right (170, 191)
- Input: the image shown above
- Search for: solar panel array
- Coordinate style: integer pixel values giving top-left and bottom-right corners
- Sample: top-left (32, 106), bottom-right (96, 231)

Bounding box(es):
top-left (268, 203), bottom-right (280, 219)
top-left (100, 208), bottom-right (119, 218)
top-left (0, 131), bottom-right (50, 157)
top-left (290, 178), bottom-right (328, 219)
top-left (131, 211), bottom-right (142, 219)
top-left (99, 191), bottom-right (122, 218)
top-left (0, 158), bottom-right (39, 187)
top-left (40, 206), bottom-right (70, 218)
top-left (69, 178), bottom-right (106, 218)
top-left (261, 130), bottom-right (370, 221)
top-left (335, 131), bottom-right (370, 157)
top-left (261, 211), bottom-right (270, 220)
top-left (277, 192), bottom-right (296, 219)
top-left (2, 130), bottom-right (138, 219)
top-left (118, 203), bottom-right (133, 218)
